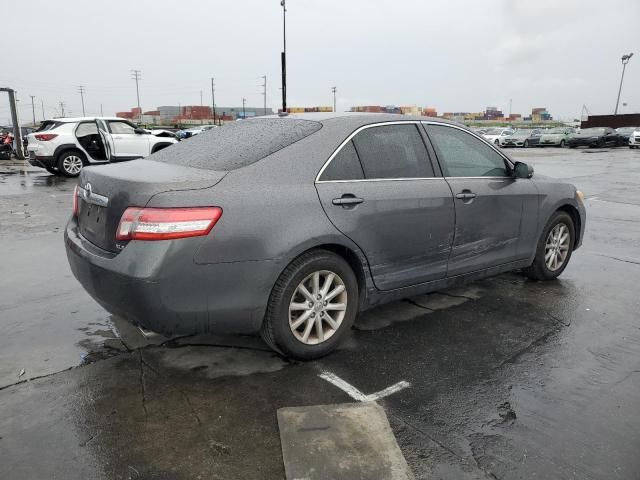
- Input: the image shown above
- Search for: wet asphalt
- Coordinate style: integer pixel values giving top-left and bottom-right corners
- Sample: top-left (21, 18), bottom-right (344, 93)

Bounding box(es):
top-left (1, 147), bottom-right (639, 479)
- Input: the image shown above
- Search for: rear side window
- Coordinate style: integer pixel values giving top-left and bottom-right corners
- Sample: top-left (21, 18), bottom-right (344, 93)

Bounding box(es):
top-left (352, 124), bottom-right (434, 179)
top-left (152, 119), bottom-right (322, 171)
top-left (319, 140), bottom-right (364, 181)
top-left (76, 122), bottom-right (98, 137)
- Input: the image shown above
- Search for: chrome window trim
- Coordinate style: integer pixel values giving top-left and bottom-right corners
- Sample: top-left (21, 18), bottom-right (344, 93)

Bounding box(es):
top-left (315, 120), bottom-right (430, 184)
top-left (421, 121), bottom-right (515, 173)
top-left (315, 120), bottom-right (517, 184)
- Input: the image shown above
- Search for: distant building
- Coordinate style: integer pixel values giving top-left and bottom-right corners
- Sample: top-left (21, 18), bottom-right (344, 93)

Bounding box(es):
top-left (484, 107), bottom-right (503, 120)
top-left (284, 106), bottom-right (333, 113)
top-left (531, 107), bottom-right (552, 122)
top-left (423, 107), bottom-right (438, 117)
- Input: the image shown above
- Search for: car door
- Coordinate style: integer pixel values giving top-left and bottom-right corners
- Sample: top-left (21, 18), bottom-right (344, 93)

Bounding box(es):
top-left (107, 120), bottom-right (149, 158)
top-left (315, 122), bottom-right (455, 291)
top-left (95, 119), bottom-right (114, 161)
top-left (604, 128), bottom-right (618, 146)
top-left (424, 123), bottom-right (538, 277)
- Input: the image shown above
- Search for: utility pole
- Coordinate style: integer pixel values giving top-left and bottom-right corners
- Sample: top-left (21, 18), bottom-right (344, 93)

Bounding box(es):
top-left (280, 0), bottom-right (287, 112)
top-left (331, 86), bottom-right (337, 113)
top-left (509, 98), bottom-right (512, 118)
top-left (261, 75), bottom-right (267, 115)
top-left (41, 98), bottom-right (45, 120)
top-left (78, 86), bottom-right (86, 116)
top-left (242, 97), bottom-right (246, 119)
top-left (29, 95), bottom-right (36, 125)
top-left (615, 53), bottom-right (633, 115)
top-left (100, 104), bottom-right (104, 116)
top-left (59, 101), bottom-right (66, 117)
top-left (1, 88), bottom-right (25, 159)
top-left (131, 69), bottom-right (142, 123)
top-left (211, 77), bottom-right (216, 125)
top-left (200, 90), bottom-right (203, 106)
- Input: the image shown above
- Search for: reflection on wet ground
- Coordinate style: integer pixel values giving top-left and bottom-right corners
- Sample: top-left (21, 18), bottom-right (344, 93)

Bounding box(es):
top-left (1, 148), bottom-right (640, 479)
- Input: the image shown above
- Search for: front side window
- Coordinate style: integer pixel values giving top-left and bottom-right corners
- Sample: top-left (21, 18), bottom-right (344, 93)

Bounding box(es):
top-left (320, 140), bottom-right (364, 181)
top-left (427, 124), bottom-right (509, 177)
top-left (352, 124), bottom-right (434, 179)
top-left (108, 121), bottom-right (136, 135)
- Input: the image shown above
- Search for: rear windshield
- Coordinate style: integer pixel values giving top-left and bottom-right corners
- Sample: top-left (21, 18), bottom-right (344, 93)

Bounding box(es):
top-left (151, 118), bottom-right (322, 171)
top-left (36, 121), bottom-right (65, 132)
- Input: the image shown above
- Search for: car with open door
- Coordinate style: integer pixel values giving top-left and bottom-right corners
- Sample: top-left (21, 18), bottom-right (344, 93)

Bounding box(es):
top-left (65, 114), bottom-right (586, 360)
top-left (26, 117), bottom-right (178, 176)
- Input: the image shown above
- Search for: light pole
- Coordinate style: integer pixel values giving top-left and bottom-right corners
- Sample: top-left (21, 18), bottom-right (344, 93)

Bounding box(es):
top-left (331, 86), bottom-right (337, 112)
top-left (261, 75), bottom-right (267, 115)
top-left (131, 69), bottom-right (142, 123)
top-left (211, 77), bottom-right (216, 125)
top-left (280, 0), bottom-right (287, 113)
top-left (614, 53), bottom-right (633, 115)
top-left (242, 97), bottom-right (246, 119)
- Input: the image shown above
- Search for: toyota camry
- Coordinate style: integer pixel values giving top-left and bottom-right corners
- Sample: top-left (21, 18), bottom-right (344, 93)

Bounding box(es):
top-left (65, 114), bottom-right (586, 359)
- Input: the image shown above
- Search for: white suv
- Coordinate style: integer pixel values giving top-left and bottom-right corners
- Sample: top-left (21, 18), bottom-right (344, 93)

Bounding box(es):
top-left (27, 117), bottom-right (179, 176)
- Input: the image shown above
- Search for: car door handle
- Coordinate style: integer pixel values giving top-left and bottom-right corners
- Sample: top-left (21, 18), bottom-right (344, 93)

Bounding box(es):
top-left (332, 195), bottom-right (364, 206)
top-left (455, 191), bottom-right (477, 200)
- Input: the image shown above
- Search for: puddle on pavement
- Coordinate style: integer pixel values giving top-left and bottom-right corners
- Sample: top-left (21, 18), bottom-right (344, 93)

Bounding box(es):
top-left (0, 167), bottom-right (74, 195)
top-left (150, 346), bottom-right (288, 378)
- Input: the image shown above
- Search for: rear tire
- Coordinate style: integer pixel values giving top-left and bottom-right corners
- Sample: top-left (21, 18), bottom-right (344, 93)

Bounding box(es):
top-left (261, 250), bottom-right (359, 360)
top-left (524, 140), bottom-right (529, 148)
top-left (559, 140), bottom-right (565, 148)
top-left (524, 211), bottom-right (575, 281)
top-left (58, 150), bottom-right (86, 177)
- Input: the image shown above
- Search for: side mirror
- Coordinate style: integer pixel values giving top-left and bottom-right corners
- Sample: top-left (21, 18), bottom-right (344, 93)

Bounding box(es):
top-left (513, 161), bottom-right (534, 179)
top-left (134, 127), bottom-right (147, 135)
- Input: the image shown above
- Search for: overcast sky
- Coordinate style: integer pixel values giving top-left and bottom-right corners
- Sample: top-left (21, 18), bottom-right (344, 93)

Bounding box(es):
top-left (3, 0), bottom-right (639, 122)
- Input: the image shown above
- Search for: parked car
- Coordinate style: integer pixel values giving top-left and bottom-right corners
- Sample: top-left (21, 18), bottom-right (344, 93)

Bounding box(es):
top-left (65, 114), bottom-right (585, 360)
top-left (501, 129), bottom-right (542, 148)
top-left (538, 127), bottom-right (575, 147)
top-left (482, 127), bottom-right (514, 146)
top-left (629, 129), bottom-right (640, 149)
top-left (616, 127), bottom-right (639, 145)
top-left (26, 117), bottom-right (178, 176)
top-left (567, 127), bottom-right (621, 148)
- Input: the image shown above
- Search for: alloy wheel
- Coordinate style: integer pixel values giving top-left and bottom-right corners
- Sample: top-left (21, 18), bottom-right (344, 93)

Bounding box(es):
top-left (288, 270), bottom-right (347, 345)
top-left (545, 223), bottom-right (570, 272)
top-left (62, 155), bottom-right (83, 175)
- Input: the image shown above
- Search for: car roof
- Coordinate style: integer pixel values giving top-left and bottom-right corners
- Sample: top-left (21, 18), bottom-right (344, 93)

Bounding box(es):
top-left (47, 116), bottom-right (126, 123)
top-left (256, 112), bottom-right (462, 127)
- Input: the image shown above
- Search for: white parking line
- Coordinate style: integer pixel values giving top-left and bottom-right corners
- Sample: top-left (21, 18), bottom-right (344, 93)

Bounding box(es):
top-left (319, 371), bottom-right (410, 402)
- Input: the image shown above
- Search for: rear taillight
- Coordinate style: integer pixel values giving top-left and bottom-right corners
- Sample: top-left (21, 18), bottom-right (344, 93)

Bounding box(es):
top-left (116, 207), bottom-right (222, 241)
top-left (34, 133), bottom-right (58, 141)
top-left (72, 185), bottom-right (79, 217)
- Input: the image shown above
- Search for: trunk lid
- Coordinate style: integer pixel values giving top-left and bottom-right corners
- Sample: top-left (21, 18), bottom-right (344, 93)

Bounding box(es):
top-left (76, 159), bottom-right (226, 253)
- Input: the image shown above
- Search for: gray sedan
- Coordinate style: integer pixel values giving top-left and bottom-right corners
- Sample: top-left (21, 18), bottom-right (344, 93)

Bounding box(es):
top-left (65, 114), bottom-right (586, 359)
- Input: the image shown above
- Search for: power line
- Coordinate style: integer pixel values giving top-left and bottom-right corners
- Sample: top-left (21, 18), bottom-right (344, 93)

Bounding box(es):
top-left (29, 95), bottom-right (36, 125)
top-left (77, 86), bottom-right (86, 116)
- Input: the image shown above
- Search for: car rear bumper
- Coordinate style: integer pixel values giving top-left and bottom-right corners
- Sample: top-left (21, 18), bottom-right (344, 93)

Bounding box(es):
top-left (27, 153), bottom-right (55, 168)
top-left (65, 219), bottom-right (275, 336)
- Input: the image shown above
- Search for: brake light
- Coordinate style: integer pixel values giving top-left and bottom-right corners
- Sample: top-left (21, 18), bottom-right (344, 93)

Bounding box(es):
top-left (72, 185), bottom-right (79, 217)
top-left (34, 133), bottom-right (58, 141)
top-left (116, 207), bottom-right (222, 241)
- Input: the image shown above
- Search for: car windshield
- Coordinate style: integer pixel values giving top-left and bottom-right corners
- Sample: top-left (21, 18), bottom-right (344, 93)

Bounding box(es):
top-left (484, 129), bottom-right (502, 135)
top-left (580, 128), bottom-right (605, 135)
top-left (617, 127), bottom-right (635, 133)
top-left (514, 130), bottom-right (533, 136)
top-left (548, 128), bottom-right (566, 134)
top-left (151, 118), bottom-right (322, 170)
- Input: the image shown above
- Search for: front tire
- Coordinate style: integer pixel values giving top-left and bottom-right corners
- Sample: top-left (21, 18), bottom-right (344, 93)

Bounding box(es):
top-left (261, 250), bottom-right (359, 360)
top-left (559, 140), bottom-right (565, 148)
top-left (524, 211), bottom-right (575, 281)
top-left (58, 150), bottom-right (86, 177)
top-left (524, 140), bottom-right (530, 148)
